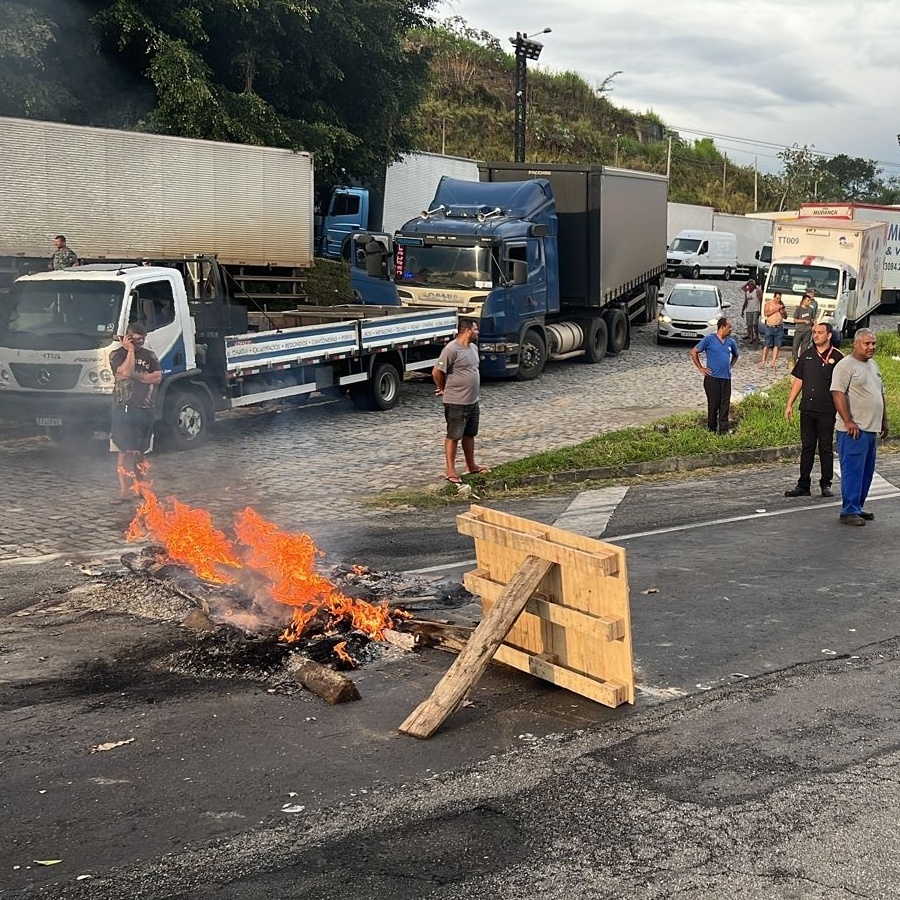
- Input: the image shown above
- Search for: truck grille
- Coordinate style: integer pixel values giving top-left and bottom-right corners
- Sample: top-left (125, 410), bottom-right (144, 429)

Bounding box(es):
top-left (10, 363), bottom-right (81, 390)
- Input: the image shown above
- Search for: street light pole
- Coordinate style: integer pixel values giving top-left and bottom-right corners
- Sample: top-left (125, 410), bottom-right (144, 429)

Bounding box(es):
top-left (510, 28), bottom-right (551, 163)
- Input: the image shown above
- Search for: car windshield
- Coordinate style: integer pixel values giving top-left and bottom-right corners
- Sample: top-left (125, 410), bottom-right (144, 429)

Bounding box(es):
top-left (0, 280), bottom-right (123, 350)
top-left (670, 238), bottom-right (701, 253)
top-left (667, 290), bottom-right (719, 308)
top-left (397, 245), bottom-right (493, 289)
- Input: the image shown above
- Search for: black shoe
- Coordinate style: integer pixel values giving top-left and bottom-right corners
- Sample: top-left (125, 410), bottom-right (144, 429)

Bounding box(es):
top-left (784, 487), bottom-right (811, 497)
top-left (859, 511), bottom-right (875, 521)
top-left (839, 514), bottom-right (866, 526)
top-left (820, 486), bottom-right (833, 498)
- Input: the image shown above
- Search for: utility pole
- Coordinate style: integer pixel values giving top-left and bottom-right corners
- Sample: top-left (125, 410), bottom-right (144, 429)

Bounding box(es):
top-left (510, 29), bottom-right (551, 163)
top-left (665, 135), bottom-right (672, 179)
top-left (754, 156), bottom-right (759, 210)
top-left (614, 134), bottom-right (621, 167)
top-left (722, 153), bottom-right (727, 193)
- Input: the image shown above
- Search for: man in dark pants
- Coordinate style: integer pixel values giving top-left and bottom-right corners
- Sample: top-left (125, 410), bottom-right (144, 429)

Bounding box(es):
top-left (690, 317), bottom-right (740, 434)
top-left (784, 322), bottom-right (843, 497)
top-left (109, 323), bottom-right (161, 501)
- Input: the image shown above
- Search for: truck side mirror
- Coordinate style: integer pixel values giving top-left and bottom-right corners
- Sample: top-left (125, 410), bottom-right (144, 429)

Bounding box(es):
top-left (755, 250), bottom-right (760, 260)
top-left (512, 260), bottom-right (528, 285)
top-left (848, 277), bottom-right (856, 291)
top-left (365, 242), bottom-right (387, 279)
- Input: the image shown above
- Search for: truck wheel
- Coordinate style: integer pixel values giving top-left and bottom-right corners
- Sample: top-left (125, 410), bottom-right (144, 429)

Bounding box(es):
top-left (723, 267), bottom-right (732, 281)
top-left (635, 283), bottom-right (659, 325)
top-left (516, 328), bottom-right (546, 381)
top-left (604, 309), bottom-right (629, 355)
top-left (160, 388), bottom-right (211, 450)
top-left (351, 362), bottom-right (402, 411)
top-left (692, 265), bottom-right (701, 280)
top-left (582, 318), bottom-right (608, 363)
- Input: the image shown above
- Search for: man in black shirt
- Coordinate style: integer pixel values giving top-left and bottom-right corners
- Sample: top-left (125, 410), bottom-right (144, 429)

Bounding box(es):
top-left (109, 324), bottom-right (161, 501)
top-left (783, 322), bottom-right (844, 497)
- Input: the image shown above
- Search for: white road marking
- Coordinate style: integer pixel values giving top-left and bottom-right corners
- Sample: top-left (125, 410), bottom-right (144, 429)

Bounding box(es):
top-left (551, 485), bottom-right (629, 537)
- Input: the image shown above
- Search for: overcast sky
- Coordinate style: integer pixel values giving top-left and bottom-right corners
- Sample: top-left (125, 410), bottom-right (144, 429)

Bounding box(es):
top-left (444, 0), bottom-right (900, 178)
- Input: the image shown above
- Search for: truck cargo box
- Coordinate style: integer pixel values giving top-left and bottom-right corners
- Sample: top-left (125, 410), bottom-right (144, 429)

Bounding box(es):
top-left (0, 116), bottom-right (314, 267)
top-left (479, 163), bottom-right (667, 308)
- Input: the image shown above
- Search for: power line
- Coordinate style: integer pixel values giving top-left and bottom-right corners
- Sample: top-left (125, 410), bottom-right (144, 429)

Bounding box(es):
top-left (669, 123), bottom-right (900, 173)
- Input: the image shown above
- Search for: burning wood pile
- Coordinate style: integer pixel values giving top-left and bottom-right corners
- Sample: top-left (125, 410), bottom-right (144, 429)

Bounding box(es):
top-left (118, 472), bottom-right (476, 702)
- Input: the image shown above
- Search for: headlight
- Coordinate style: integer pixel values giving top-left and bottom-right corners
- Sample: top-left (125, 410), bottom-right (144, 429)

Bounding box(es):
top-left (658, 315), bottom-right (672, 324)
top-left (707, 318), bottom-right (719, 326)
top-left (0, 368), bottom-right (9, 382)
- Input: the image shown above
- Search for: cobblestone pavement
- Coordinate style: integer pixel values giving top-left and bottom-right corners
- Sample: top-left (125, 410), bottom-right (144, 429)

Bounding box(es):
top-left (0, 282), bottom-right (895, 562)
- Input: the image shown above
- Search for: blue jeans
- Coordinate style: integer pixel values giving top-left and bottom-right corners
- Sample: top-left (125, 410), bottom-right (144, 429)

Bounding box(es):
top-left (837, 430), bottom-right (877, 516)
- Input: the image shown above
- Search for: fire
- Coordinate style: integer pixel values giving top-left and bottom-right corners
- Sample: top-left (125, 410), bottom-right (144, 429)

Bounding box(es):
top-left (333, 641), bottom-right (356, 666)
top-left (124, 466), bottom-right (393, 644)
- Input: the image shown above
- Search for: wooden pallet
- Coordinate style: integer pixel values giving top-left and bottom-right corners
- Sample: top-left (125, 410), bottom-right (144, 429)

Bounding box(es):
top-left (399, 505), bottom-right (634, 739)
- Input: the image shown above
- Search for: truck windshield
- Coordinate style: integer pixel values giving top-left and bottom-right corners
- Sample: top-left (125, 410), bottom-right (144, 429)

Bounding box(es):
top-left (0, 280), bottom-right (123, 350)
top-left (398, 245), bottom-right (493, 290)
top-left (670, 238), bottom-right (701, 253)
top-left (767, 264), bottom-right (839, 300)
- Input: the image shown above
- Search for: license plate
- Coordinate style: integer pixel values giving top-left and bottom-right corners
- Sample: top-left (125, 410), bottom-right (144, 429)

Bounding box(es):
top-left (36, 417), bottom-right (63, 427)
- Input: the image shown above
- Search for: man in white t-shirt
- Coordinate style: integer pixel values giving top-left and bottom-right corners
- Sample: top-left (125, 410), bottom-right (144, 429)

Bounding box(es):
top-left (740, 278), bottom-right (762, 344)
top-left (830, 329), bottom-right (888, 526)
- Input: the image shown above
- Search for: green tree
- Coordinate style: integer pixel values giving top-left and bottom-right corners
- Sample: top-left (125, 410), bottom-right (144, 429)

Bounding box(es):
top-left (93, 0), bottom-right (437, 181)
top-left (817, 154), bottom-right (882, 202)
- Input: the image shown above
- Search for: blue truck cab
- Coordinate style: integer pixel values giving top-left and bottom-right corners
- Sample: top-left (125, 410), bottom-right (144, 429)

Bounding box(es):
top-left (316, 186), bottom-right (371, 260)
top-left (350, 164), bottom-right (667, 381)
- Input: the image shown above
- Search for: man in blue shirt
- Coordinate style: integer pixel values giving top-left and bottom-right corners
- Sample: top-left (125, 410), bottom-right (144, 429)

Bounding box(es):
top-left (690, 317), bottom-right (740, 434)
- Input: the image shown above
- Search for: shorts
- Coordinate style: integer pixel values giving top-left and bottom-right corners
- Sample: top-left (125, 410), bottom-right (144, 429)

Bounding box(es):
top-left (444, 402), bottom-right (479, 441)
top-left (745, 311), bottom-right (760, 328)
top-left (763, 325), bottom-right (784, 349)
top-left (111, 406), bottom-right (155, 453)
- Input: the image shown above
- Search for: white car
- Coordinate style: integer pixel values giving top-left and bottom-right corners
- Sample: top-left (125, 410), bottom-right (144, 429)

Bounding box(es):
top-left (657, 283), bottom-right (731, 344)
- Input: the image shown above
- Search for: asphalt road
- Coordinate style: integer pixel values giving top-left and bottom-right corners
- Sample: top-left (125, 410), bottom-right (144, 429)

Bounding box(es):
top-left (5, 456), bottom-right (900, 898)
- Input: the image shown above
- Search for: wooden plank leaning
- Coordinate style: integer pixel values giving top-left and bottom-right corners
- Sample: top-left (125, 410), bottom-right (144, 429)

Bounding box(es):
top-left (398, 554), bottom-right (554, 739)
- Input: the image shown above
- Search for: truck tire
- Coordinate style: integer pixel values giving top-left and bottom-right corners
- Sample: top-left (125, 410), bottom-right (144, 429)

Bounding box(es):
top-left (516, 328), bottom-right (546, 381)
top-left (160, 388), bottom-right (211, 450)
top-left (350, 361), bottom-right (402, 411)
top-left (692, 265), bottom-right (701, 280)
top-left (723, 267), bottom-right (732, 281)
top-left (581, 317), bottom-right (608, 363)
top-left (604, 309), bottom-right (629, 355)
top-left (636, 283), bottom-right (659, 325)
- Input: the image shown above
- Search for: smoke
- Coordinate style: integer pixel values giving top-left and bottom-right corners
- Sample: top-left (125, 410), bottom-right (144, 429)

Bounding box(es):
top-left (0, 0), bottom-right (154, 127)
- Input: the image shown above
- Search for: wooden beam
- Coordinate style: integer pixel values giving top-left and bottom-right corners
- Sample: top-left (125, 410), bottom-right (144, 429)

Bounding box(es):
top-left (399, 555), bottom-right (554, 739)
top-left (289, 657), bottom-right (360, 704)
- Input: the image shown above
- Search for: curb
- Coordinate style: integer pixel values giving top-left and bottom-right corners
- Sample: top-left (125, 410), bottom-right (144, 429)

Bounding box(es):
top-left (512, 444), bottom-right (804, 487)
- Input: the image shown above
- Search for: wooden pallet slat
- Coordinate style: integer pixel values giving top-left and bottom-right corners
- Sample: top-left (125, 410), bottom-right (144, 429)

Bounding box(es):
top-left (398, 555), bottom-right (554, 739)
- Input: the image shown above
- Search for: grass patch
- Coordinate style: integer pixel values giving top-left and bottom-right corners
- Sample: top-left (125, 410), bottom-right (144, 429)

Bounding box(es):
top-left (373, 328), bottom-right (900, 507)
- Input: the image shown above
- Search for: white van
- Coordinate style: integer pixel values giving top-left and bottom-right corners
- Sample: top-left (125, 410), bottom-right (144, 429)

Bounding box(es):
top-left (666, 230), bottom-right (738, 280)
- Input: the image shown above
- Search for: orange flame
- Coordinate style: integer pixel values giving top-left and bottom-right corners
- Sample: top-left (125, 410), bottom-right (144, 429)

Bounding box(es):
top-left (126, 469), bottom-right (393, 642)
top-left (333, 641), bottom-right (357, 667)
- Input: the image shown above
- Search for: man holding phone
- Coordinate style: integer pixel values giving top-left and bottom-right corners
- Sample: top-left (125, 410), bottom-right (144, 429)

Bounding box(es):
top-left (109, 323), bottom-right (161, 501)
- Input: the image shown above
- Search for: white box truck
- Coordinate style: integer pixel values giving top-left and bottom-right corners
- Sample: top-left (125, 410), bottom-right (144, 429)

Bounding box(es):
top-left (712, 213), bottom-right (774, 278)
top-left (763, 218), bottom-right (886, 341)
top-left (0, 116), bottom-right (314, 302)
top-left (800, 202), bottom-right (900, 308)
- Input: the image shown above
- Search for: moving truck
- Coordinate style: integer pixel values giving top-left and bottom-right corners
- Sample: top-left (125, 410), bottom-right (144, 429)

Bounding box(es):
top-left (763, 218), bottom-right (886, 341)
top-left (348, 164), bottom-right (668, 381)
top-left (0, 116), bottom-right (314, 302)
top-left (800, 202), bottom-right (900, 308)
